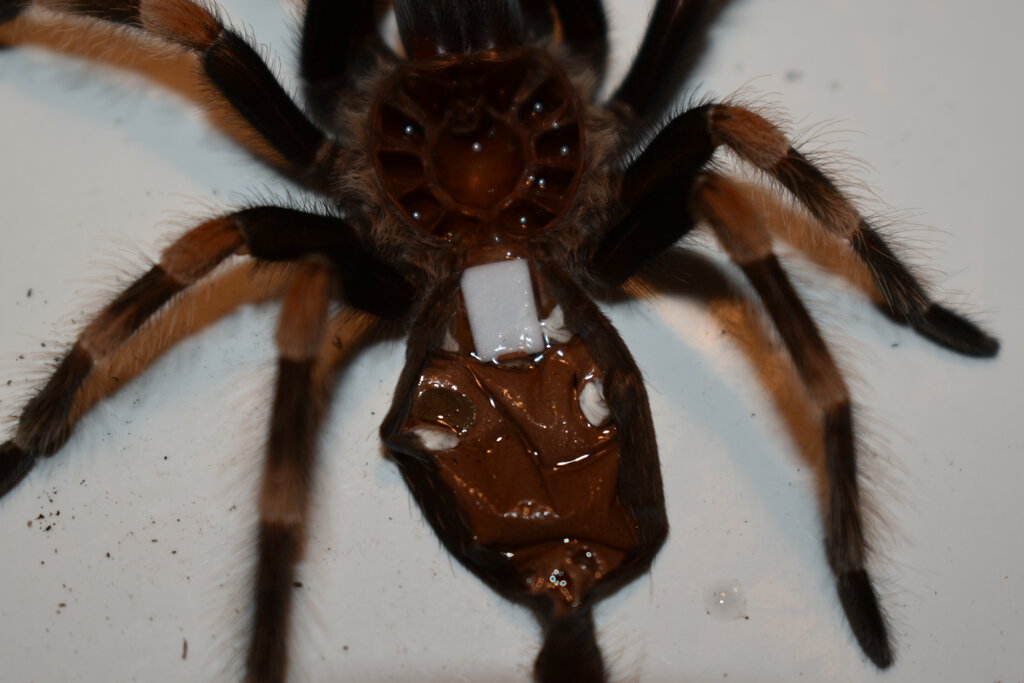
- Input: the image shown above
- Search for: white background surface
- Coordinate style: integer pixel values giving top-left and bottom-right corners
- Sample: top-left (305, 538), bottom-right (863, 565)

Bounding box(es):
top-left (1, 1), bottom-right (1022, 681)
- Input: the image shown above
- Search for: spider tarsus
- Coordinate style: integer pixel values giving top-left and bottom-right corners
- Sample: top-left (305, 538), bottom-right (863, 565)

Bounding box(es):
top-left (534, 606), bottom-right (606, 683)
top-left (246, 523), bottom-right (299, 683)
top-left (836, 569), bottom-right (894, 669)
top-left (910, 303), bottom-right (1000, 358)
top-left (0, 440), bottom-right (36, 499)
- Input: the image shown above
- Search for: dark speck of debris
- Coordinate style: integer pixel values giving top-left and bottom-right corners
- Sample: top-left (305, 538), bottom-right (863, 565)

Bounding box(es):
top-left (293, 581), bottom-right (303, 588)
top-left (182, 638), bottom-right (188, 660)
top-left (785, 69), bottom-right (802, 81)
top-left (891, 343), bottom-right (899, 348)
top-left (27, 288), bottom-right (32, 298)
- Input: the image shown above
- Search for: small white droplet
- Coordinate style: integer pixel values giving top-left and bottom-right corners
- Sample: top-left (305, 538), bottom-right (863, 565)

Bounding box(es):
top-left (705, 580), bottom-right (748, 620)
top-left (471, 141), bottom-right (482, 152)
top-left (403, 124), bottom-right (415, 137)
top-left (559, 145), bottom-right (571, 156)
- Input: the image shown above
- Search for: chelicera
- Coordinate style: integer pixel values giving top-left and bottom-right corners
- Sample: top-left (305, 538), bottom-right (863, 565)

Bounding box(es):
top-left (0, 1), bottom-right (999, 682)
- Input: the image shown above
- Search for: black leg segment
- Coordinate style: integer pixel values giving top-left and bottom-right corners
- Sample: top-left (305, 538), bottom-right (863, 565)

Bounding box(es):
top-left (300, 0), bottom-right (396, 124)
top-left (235, 207), bottom-right (414, 319)
top-left (601, 102), bottom-right (1000, 357)
top-left (591, 104), bottom-right (715, 283)
top-left (611, 0), bottom-right (732, 123)
top-left (15, 0), bottom-right (334, 186)
top-left (849, 226), bottom-right (999, 356)
top-left (247, 264), bottom-right (333, 683)
top-left (518, 0), bottom-right (609, 88)
top-left (741, 255), bottom-right (893, 669)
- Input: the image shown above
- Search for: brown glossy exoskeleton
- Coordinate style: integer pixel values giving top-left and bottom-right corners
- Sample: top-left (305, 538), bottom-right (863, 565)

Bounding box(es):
top-left (0, 1), bottom-right (999, 681)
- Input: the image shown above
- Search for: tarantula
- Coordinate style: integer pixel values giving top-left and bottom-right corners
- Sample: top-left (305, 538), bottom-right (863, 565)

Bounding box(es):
top-left (0, 0), bottom-right (1000, 681)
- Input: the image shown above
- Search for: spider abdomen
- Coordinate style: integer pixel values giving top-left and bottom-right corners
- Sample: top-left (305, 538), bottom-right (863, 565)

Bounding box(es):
top-left (381, 260), bottom-right (662, 624)
top-left (370, 49), bottom-right (585, 243)
top-left (409, 336), bottom-right (636, 615)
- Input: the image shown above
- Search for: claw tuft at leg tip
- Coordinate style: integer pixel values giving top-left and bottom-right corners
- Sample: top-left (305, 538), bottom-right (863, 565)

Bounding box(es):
top-left (837, 569), bottom-right (894, 669)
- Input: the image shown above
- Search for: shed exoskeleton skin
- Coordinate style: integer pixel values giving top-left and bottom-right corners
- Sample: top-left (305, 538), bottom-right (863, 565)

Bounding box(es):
top-left (0, 1), bottom-right (1000, 681)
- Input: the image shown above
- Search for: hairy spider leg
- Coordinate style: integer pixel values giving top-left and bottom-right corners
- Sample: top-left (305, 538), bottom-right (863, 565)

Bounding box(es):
top-left (590, 100), bottom-right (1000, 668)
top-left (233, 207), bottom-right (414, 319)
top-left (707, 104), bottom-right (999, 357)
top-left (597, 102), bottom-right (999, 357)
top-left (209, 207), bottom-right (414, 683)
top-left (592, 105), bottom-right (715, 282)
top-left (693, 173), bottom-right (892, 667)
top-left (299, 0), bottom-right (397, 128)
top-left (771, 153), bottom-right (1000, 356)
top-left (0, 0), bottom-right (337, 190)
top-left (611, 0), bottom-right (734, 124)
top-left (0, 203), bottom-right (412, 683)
top-left (517, 0), bottom-right (610, 90)
top-left (0, 216), bottom-right (244, 497)
top-left (0, 205), bottom-right (410, 494)
top-left (248, 262), bottom-right (333, 683)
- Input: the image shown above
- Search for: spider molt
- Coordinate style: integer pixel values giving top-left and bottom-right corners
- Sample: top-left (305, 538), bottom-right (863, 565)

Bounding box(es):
top-left (0, 1), bottom-right (1000, 682)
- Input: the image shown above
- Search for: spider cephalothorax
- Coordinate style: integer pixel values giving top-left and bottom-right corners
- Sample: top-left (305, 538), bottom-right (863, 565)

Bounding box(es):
top-left (0, 1), bottom-right (999, 682)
